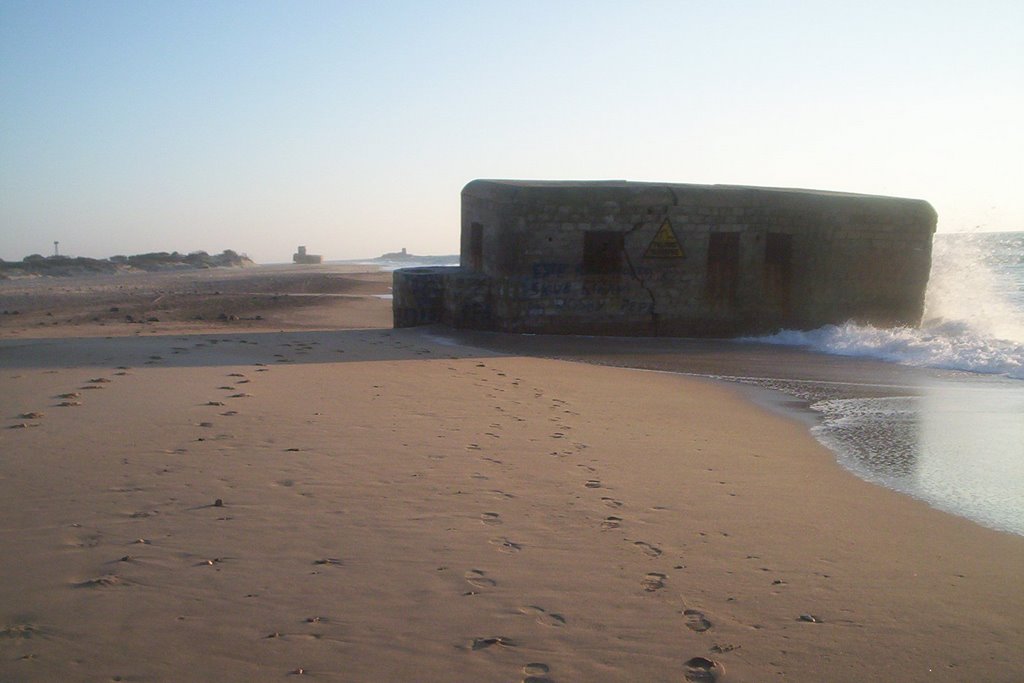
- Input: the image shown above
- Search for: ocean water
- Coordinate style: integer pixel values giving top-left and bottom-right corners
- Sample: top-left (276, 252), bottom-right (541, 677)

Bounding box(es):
top-left (745, 232), bottom-right (1024, 535)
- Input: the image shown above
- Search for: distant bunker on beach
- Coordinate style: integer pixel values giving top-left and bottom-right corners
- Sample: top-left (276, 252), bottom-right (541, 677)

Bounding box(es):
top-left (393, 180), bottom-right (937, 337)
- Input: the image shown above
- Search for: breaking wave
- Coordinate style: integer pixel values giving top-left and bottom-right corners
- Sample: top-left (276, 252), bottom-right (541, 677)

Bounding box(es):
top-left (746, 232), bottom-right (1024, 379)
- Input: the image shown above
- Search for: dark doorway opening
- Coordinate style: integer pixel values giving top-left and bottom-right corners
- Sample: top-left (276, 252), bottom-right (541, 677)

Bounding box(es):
top-left (469, 222), bottom-right (484, 271)
top-left (706, 232), bottom-right (740, 306)
top-left (583, 231), bottom-right (624, 276)
top-left (764, 232), bottom-right (793, 310)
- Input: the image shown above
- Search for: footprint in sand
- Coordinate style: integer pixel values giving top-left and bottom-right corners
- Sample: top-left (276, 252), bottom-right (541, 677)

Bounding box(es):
top-left (470, 636), bottom-right (516, 650)
top-left (519, 606), bottom-right (566, 627)
top-left (683, 609), bottom-right (712, 632)
top-left (522, 663), bottom-right (553, 683)
top-left (633, 541), bottom-right (663, 557)
top-left (18, 412), bottom-right (44, 419)
top-left (641, 572), bottom-right (667, 591)
top-left (489, 537), bottom-right (522, 553)
top-left (480, 512), bottom-right (502, 525)
top-left (464, 569), bottom-right (496, 588)
top-left (75, 574), bottom-right (127, 588)
top-left (584, 480), bottom-right (602, 489)
top-left (0, 623), bottom-right (43, 640)
top-left (58, 401), bottom-right (81, 407)
top-left (683, 656), bottom-right (723, 682)
top-left (227, 373), bottom-right (245, 377)
top-left (88, 378), bottom-right (111, 384)
top-left (600, 516), bottom-right (622, 530)
top-left (602, 497), bottom-right (623, 508)
top-left (57, 392), bottom-right (81, 399)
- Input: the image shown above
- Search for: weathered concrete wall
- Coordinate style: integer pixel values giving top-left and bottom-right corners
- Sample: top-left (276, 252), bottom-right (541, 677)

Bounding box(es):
top-left (392, 267), bottom-right (451, 328)
top-left (395, 180), bottom-right (936, 336)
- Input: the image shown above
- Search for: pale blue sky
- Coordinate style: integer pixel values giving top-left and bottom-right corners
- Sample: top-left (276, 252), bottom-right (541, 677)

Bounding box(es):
top-left (1, 1), bottom-right (1021, 262)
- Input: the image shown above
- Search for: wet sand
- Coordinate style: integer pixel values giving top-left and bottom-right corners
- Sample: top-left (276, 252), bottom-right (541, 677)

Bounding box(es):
top-left (1, 266), bottom-right (1022, 682)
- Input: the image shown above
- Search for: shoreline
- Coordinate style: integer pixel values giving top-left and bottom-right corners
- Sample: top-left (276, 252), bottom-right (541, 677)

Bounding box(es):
top-left (1, 271), bottom-right (1022, 681)
top-left (443, 328), bottom-right (1024, 538)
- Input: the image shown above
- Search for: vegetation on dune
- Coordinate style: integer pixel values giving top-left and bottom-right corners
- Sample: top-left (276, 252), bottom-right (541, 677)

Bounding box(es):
top-left (0, 250), bottom-right (253, 278)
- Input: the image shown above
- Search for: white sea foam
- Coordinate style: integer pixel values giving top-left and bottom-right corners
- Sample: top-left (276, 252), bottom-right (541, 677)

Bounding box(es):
top-left (751, 322), bottom-right (1024, 379)
top-left (746, 232), bottom-right (1024, 379)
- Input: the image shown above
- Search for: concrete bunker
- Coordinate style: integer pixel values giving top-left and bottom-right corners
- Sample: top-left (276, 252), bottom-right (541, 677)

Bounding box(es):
top-left (394, 180), bottom-right (936, 337)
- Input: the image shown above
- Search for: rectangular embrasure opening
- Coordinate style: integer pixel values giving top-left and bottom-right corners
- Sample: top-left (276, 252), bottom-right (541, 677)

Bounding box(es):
top-left (706, 232), bottom-right (740, 305)
top-left (583, 231), bottom-right (623, 276)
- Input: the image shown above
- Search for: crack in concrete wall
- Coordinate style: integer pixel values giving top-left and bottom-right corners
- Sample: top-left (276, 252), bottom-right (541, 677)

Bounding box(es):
top-left (623, 220), bottom-right (659, 333)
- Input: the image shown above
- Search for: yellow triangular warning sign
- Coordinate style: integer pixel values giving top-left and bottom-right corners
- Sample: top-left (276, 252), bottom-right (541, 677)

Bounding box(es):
top-left (644, 218), bottom-right (685, 259)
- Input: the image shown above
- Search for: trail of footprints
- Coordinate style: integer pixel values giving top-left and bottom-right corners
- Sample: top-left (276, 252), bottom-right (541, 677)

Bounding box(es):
top-left (457, 359), bottom-right (724, 681)
top-left (31, 335), bottom-right (371, 677)
top-left (8, 337), bottom-right (721, 678)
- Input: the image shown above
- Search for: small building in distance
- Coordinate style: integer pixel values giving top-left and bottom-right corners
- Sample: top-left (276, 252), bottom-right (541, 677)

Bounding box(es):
top-left (393, 180), bottom-right (936, 337)
top-left (293, 246), bottom-right (322, 264)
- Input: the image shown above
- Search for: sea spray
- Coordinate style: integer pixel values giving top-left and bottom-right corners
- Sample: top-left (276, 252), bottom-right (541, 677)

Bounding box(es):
top-left (924, 232), bottom-right (1024, 341)
top-left (746, 232), bottom-right (1024, 379)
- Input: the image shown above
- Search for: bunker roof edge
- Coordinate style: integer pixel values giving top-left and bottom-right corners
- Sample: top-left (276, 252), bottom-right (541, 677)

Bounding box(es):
top-left (461, 178), bottom-right (936, 221)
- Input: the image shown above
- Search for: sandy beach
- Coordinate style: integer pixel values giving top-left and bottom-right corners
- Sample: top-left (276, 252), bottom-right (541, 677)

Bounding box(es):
top-left (1, 265), bottom-right (1022, 682)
